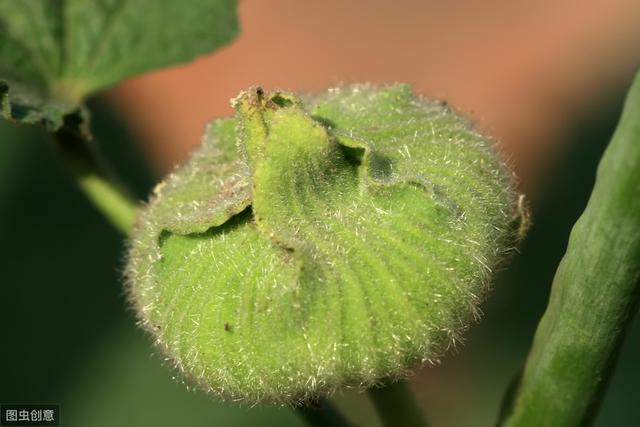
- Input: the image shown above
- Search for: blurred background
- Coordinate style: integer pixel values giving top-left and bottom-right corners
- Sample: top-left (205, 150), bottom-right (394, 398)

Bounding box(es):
top-left (1, 1), bottom-right (639, 426)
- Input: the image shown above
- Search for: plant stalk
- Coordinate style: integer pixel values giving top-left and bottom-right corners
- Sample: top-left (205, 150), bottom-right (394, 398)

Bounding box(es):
top-left (51, 115), bottom-right (137, 235)
top-left (499, 70), bottom-right (640, 426)
top-left (296, 399), bottom-right (353, 427)
top-left (368, 380), bottom-right (429, 427)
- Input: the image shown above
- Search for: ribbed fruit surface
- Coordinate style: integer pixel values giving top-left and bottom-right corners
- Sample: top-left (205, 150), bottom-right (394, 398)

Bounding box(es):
top-left (126, 84), bottom-right (524, 404)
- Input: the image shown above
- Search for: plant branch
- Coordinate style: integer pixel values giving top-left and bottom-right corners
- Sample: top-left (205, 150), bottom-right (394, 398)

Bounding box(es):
top-left (499, 70), bottom-right (640, 426)
top-left (51, 115), bottom-right (137, 235)
top-left (296, 399), bottom-right (353, 427)
top-left (368, 380), bottom-right (429, 427)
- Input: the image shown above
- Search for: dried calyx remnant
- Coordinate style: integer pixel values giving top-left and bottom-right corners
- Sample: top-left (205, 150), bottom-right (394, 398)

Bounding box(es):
top-left (126, 84), bottom-right (528, 404)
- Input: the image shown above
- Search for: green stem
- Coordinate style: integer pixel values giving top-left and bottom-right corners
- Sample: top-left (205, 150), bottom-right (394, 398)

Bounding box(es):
top-left (368, 380), bottom-right (429, 427)
top-left (51, 115), bottom-right (137, 235)
top-left (499, 71), bottom-right (640, 426)
top-left (296, 399), bottom-right (353, 427)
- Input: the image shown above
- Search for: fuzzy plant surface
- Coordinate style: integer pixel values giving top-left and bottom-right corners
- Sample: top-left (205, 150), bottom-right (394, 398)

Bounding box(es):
top-left (126, 85), bottom-right (527, 404)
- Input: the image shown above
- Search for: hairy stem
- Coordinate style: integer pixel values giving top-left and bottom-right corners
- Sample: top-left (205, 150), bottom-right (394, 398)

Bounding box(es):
top-left (51, 115), bottom-right (137, 235)
top-left (368, 380), bottom-right (429, 427)
top-left (499, 70), bottom-right (640, 426)
top-left (296, 399), bottom-right (353, 427)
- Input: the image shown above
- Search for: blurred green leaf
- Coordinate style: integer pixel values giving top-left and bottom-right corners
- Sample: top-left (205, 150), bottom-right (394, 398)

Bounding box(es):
top-left (0, 0), bottom-right (239, 130)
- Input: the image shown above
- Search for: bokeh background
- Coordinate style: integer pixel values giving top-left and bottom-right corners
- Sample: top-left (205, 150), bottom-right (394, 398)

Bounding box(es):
top-left (1, 1), bottom-right (639, 426)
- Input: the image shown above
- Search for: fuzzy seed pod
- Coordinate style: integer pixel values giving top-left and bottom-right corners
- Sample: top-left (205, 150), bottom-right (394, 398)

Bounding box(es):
top-left (126, 84), bottom-right (527, 404)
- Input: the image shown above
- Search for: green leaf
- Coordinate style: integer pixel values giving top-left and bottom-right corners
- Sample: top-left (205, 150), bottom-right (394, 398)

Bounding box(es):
top-left (0, 0), bottom-right (239, 130)
top-left (126, 85), bottom-right (527, 404)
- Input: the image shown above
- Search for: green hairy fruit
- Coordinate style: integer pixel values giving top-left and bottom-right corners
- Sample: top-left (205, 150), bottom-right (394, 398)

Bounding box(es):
top-left (126, 84), bottom-right (527, 404)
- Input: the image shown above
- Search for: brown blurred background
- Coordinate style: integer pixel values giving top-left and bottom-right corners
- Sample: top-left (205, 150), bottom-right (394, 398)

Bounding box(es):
top-left (108, 0), bottom-right (640, 197)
